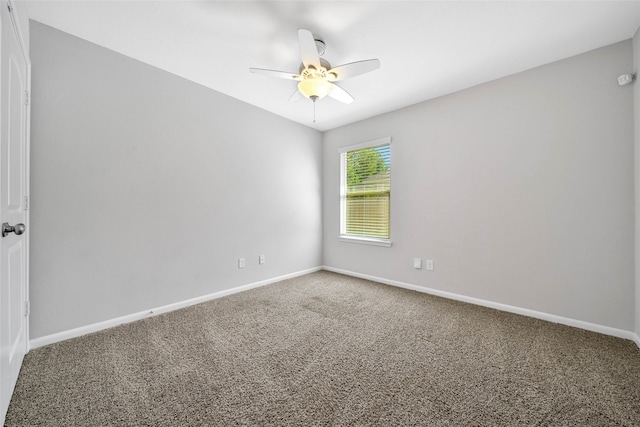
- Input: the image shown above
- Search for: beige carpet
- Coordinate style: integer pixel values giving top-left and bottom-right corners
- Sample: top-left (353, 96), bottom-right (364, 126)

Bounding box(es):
top-left (6, 271), bottom-right (640, 426)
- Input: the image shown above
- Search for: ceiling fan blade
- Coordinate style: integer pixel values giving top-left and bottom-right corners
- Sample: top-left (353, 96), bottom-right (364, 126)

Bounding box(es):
top-left (328, 59), bottom-right (380, 81)
top-left (250, 68), bottom-right (302, 81)
top-left (288, 89), bottom-right (304, 103)
top-left (298, 29), bottom-right (320, 69)
top-left (327, 83), bottom-right (354, 104)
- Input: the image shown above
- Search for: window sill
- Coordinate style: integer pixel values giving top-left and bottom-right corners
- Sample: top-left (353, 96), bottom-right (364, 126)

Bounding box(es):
top-left (338, 235), bottom-right (392, 247)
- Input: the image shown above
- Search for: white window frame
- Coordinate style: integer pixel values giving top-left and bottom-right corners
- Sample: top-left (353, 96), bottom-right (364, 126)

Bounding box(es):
top-left (339, 137), bottom-right (392, 247)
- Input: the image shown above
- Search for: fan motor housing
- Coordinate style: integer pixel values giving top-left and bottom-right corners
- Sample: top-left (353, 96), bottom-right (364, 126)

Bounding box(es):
top-left (299, 58), bottom-right (332, 74)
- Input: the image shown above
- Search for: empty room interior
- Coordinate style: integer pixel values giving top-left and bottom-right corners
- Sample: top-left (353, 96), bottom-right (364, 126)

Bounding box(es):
top-left (2, 1), bottom-right (640, 425)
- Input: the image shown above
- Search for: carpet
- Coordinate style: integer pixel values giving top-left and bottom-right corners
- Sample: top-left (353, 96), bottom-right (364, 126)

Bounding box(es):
top-left (6, 271), bottom-right (640, 426)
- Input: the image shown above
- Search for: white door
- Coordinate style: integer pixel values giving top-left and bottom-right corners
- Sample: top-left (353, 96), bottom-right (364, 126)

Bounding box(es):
top-left (0, 1), bottom-right (29, 422)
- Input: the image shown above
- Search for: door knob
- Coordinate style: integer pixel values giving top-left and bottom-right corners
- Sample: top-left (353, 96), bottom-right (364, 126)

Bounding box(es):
top-left (2, 223), bottom-right (25, 237)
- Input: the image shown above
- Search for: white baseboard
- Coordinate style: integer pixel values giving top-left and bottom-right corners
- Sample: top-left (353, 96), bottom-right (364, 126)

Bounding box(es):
top-left (323, 266), bottom-right (639, 346)
top-left (30, 266), bottom-right (322, 350)
top-left (633, 333), bottom-right (640, 349)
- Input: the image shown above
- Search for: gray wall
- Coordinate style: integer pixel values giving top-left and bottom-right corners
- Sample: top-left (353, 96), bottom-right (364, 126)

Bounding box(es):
top-left (634, 28), bottom-right (640, 337)
top-left (29, 21), bottom-right (323, 339)
top-left (323, 41), bottom-right (635, 331)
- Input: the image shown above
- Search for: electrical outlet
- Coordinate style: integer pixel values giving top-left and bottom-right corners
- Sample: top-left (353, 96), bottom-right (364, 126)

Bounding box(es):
top-left (259, 255), bottom-right (265, 264)
top-left (238, 258), bottom-right (245, 269)
top-left (426, 259), bottom-right (434, 271)
top-left (413, 258), bottom-right (422, 269)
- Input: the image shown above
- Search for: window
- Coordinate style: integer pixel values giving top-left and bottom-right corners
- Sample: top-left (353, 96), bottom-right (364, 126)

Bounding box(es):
top-left (339, 137), bottom-right (391, 247)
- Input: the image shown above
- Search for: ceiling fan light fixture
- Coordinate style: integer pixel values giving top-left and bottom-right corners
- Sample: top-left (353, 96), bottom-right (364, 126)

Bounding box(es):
top-left (298, 78), bottom-right (332, 100)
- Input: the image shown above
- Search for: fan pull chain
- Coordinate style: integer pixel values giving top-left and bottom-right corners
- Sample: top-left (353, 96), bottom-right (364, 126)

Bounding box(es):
top-left (309, 95), bottom-right (319, 123)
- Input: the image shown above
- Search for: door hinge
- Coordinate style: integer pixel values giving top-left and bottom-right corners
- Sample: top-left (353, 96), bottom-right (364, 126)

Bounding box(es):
top-left (24, 90), bottom-right (29, 106)
top-left (24, 301), bottom-right (30, 317)
top-left (24, 195), bottom-right (29, 211)
top-left (7, 2), bottom-right (13, 13)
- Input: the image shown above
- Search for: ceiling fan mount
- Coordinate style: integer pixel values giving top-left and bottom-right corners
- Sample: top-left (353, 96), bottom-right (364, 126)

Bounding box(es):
top-left (250, 29), bottom-right (380, 106)
top-left (314, 38), bottom-right (326, 56)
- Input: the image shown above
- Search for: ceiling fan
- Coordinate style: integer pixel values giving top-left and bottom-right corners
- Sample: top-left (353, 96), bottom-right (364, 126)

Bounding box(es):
top-left (250, 29), bottom-right (380, 105)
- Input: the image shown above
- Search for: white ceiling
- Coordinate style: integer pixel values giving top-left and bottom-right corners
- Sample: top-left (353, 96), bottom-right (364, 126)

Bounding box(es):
top-left (26, 1), bottom-right (640, 132)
